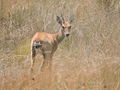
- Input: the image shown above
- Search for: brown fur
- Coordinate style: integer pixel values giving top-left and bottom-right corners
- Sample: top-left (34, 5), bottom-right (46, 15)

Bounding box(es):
top-left (31, 16), bottom-right (73, 72)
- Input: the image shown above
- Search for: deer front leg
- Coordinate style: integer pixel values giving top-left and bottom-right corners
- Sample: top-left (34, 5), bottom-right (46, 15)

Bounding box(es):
top-left (41, 53), bottom-right (52, 72)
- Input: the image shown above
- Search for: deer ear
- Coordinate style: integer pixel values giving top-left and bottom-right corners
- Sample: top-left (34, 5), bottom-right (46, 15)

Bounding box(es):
top-left (56, 16), bottom-right (62, 25)
top-left (69, 16), bottom-right (74, 23)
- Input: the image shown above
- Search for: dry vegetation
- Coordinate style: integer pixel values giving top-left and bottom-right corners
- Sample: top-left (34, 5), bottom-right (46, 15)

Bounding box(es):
top-left (0, 0), bottom-right (120, 90)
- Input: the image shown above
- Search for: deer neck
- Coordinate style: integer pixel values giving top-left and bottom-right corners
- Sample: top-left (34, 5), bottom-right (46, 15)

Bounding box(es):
top-left (56, 29), bottom-right (65, 43)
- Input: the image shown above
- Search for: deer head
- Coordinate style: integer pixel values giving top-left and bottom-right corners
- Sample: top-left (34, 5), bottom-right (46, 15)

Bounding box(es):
top-left (56, 15), bottom-right (73, 37)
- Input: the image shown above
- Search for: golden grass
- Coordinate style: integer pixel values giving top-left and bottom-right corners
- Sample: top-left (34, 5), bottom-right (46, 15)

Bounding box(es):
top-left (13, 39), bottom-right (30, 55)
top-left (0, 0), bottom-right (120, 90)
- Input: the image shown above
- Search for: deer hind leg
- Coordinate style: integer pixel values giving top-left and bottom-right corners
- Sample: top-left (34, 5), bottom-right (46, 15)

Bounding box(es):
top-left (31, 41), bottom-right (42, 72)
top-left (31, 46), bottom-right (36, 71)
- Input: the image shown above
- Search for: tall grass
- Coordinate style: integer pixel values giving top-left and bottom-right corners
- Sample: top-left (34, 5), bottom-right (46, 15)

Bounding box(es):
top-left (0, 0), bottom-right (120, 90)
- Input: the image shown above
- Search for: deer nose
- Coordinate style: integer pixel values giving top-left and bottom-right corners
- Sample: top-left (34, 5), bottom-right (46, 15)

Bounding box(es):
top-left (66, 34), bottom-right (70, 37)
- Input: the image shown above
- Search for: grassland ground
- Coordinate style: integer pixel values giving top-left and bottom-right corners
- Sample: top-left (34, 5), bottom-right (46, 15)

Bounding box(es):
top-left (0, 50), bottom-right (119, 90)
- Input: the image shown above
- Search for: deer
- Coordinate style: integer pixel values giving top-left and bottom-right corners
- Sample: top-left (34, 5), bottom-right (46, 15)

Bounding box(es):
top-left (31, 15), bottom-right (73, 72)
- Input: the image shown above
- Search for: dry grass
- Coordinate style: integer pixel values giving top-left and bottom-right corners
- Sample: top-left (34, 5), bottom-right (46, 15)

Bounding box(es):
top-left (0, 0), bottom-right (120, 90)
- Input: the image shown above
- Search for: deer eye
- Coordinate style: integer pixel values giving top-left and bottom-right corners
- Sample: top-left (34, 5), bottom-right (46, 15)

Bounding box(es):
top-left (68, 26), bottom-right (71, 29)
top-left (62, 26), bottom-right (65, 29)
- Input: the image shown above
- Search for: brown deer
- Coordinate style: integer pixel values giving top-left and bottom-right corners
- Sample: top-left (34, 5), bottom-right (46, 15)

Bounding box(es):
top-left (31, 15), bottom-right (73, 72)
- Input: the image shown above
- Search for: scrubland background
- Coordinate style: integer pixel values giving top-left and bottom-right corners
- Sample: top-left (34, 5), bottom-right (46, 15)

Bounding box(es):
top-left (0, 0), bottom-right (120, 90)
